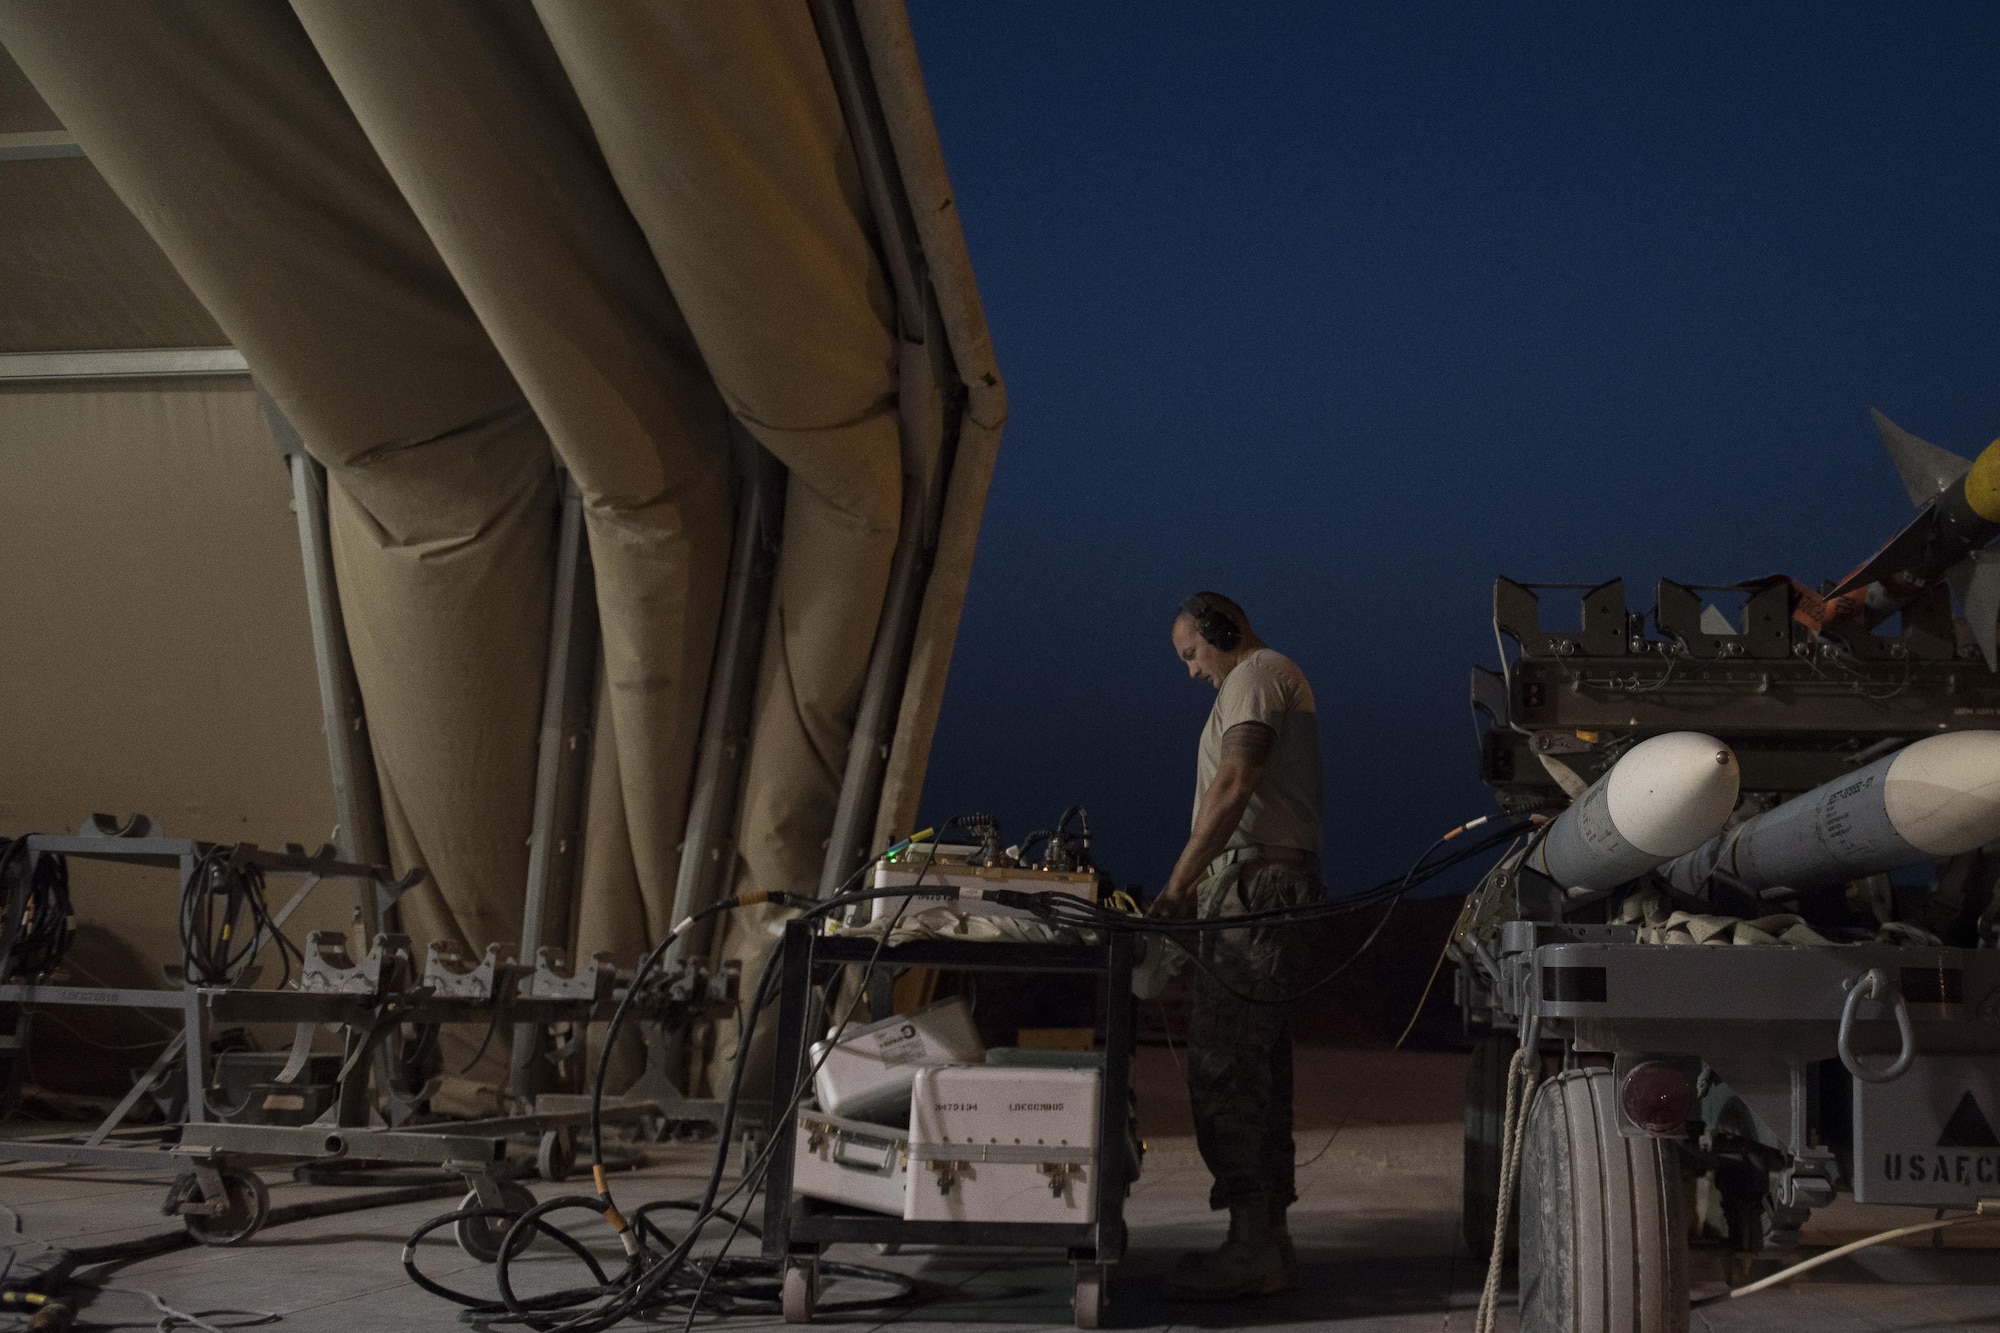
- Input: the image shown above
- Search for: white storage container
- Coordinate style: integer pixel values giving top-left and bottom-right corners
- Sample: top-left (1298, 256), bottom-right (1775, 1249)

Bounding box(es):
top-left (809, 997), bottom-right (985, 1123)
top-left (869, 861), bottom-right (1098, 924)
top-left (791, 1108), bottom-right (910, 1216)
top-left (905, 1065), bottom-right (1100, 1223)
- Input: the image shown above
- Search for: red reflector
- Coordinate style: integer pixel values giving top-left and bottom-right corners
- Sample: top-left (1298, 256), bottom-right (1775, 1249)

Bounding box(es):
top-left (1620, 1060), bottom-right (1693, 1134)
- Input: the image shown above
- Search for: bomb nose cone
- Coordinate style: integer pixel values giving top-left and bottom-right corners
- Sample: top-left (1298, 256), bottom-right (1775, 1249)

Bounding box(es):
top-left (1605, 731), bottom-right (1743, 857)
top-left (1531, 732), bottom-right (1740, 895)
top-left (1885, 731), bottom-right (2000, 855)
top-left (1966, 438), bottom-right (2000, 525)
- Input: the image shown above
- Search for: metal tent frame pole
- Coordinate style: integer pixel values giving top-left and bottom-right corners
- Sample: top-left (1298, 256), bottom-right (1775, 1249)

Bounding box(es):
top-left (510, 474), bottom-right (599, 1101)
top-left (811, 0), bottom-right (962, 897)
top-left (260, 389), bottom-right (390, 932)
top-left (668, 433), bottom-right (787, 954)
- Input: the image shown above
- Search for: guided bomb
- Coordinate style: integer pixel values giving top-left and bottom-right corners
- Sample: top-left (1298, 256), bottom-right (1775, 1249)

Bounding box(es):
top-left (1662, 729), bottom-right (2000, 895)
top-left (1526, 731), bottom-right (1740, 894)
top-left (1806, 415), bottom-right (2000, 668)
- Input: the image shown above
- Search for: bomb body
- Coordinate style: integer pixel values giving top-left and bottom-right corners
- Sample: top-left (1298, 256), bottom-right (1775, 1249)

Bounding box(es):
top-left (1663, 730), bottom-right (2000, 894)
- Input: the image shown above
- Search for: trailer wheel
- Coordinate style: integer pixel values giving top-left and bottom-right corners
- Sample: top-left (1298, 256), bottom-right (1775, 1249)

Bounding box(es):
top-left (1518, 1068), bottom-right (1688, 1333)
top-left (1072, 1262), bottom-right (1106, 1329)
top-left (180, 1169), bottom-right (269, 1246)
top-left (1463, 1031), bottom-right (1514, 1256)
top-left (782, 1256), bottom-right (818, 1323)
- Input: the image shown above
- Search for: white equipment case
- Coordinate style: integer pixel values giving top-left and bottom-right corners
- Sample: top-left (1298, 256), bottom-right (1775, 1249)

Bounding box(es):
top-left (905, 1064), bottom-right (1101, 1223)
top-left (790, 1108), bottom-right (910, 1216)
top-left (869, 858), bottom-right (1098, 925)
top-left (809, 997), bottom-right (985, 1123)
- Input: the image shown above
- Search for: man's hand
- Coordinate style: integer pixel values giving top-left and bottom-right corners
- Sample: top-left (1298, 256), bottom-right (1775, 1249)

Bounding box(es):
top-left (1152, 721), bottom-right (1274, 920)
top-left (1148, 878), bottom-right (1199, 919)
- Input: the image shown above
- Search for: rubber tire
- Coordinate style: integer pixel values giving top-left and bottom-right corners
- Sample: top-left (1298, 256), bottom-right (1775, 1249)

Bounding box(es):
top-left (182, 1169), bottom-right (269, 1246)
top-left (1518, 1068), bottom-right (1688, 1333)
top-left (453, 1180), bottom-right (538, 1264)
top-left (1463, 1031), bottom-right (1513, 1257)
top-left (1073, 1263), bottom-right (1106, 1329)
top-left (782, 1258), bottom-right (817, 1324)
top-left (537, 1128), bottom-right (573, 1183)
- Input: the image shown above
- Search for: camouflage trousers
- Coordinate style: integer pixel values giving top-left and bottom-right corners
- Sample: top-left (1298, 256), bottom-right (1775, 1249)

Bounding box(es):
top-left (1186, 850), bottom-right (1321, 1210)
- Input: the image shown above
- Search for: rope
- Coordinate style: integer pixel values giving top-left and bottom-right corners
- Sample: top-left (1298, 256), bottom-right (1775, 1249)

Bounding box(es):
top-left (1693, 1205), bottom-right (2000, 1306)
top-left (1474, 1045), bottom-right (1540, 1333)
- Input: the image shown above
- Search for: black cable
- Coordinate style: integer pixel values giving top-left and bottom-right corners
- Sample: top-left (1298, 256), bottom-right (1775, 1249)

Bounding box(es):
top-left (0, 841), bottom-right (73, 984)
top-left (1173, 826), bottom-right (1479, 1008)
top-left (402, 824), bottom-right (959, 1331)
top-left (177, 847), bottom-right (304, 990)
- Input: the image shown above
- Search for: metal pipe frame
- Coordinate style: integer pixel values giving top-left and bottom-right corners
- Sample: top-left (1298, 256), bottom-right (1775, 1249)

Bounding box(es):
top-left (668, 432), bottom-right (787, 954)
top-left (0, 348), bottom-right (248, 379)
top-left (259, 389), bottom-right (392, 935)
top-left (0, 130), bottom-right (82, 161)
top-left (810, 0), bottom-right (963, 897)
top-left (510, 474), bottom-right (599, 1100)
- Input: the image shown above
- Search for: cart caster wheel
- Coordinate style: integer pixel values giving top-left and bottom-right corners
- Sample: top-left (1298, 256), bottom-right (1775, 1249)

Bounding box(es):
top-left (1073, 1263), bottom-right (1105, 1329)
top-left (453, 1180), bottom-right (538, 1264)
top-left (180, 1169), bottom-right (269, 1246)
top-left (537, 1128), bottom-right (573, 1182)
top-left (782, 1257), bottom-right (818, 1324)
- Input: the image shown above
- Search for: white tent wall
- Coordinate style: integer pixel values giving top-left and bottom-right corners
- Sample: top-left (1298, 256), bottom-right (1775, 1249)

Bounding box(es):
top-left (0, 379), bottom-right (348, 1092)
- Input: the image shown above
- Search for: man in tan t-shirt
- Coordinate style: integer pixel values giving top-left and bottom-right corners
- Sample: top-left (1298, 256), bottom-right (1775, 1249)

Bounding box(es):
top-left (1152, 591), bottom-right (1323, 1301)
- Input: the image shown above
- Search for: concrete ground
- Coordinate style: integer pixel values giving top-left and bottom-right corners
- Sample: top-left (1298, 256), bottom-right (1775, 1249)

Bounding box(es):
top-left (5, 1045), bottom-right (2000, 1331)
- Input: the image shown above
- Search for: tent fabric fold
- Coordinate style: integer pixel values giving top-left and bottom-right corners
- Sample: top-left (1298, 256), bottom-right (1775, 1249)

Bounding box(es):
top-left (0, 0), bottom-right (1004, 1092)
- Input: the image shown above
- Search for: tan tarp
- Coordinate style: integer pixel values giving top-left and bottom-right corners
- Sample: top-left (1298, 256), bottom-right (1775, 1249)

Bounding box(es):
top-left (0, 381), bottom-right (348, 1087)
top-left (0, 1), bottom-right (1003, 1090)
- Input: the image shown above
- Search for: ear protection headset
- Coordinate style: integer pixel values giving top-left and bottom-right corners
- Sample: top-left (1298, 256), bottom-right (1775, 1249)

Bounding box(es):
top-left (1179, 592), bottom-right (1242, 652)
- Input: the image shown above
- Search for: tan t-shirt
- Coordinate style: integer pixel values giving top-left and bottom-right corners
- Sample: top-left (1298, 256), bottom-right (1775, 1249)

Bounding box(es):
top-left (1194, 648), bottom-right (1323, 853)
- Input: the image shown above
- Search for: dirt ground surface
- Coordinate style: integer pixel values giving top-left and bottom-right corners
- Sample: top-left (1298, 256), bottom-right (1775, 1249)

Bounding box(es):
top-left (4, 1045), bottom-right (1999, 1331)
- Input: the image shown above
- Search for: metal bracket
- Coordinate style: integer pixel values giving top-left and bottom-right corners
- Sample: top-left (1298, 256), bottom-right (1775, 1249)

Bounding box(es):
top-left (521, 948), bottom-right (615, 1002)
top-left (301, 932), bottom-right (414, 997)
top-left (423, 941), bottom-right (518, 1001)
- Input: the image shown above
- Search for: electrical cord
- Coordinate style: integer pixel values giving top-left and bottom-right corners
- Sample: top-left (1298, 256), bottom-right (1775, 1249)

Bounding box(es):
top-left (0, 840), bottom-right (73, 984)
top-left (402, 823), bottom-right (960, 1331)
top-left (177, 848), bottom-right (303, 990)
top-left (1144, 819), bottom-right (1524, 1009)
top-left (397, 812), bottom-right (1523, 1328)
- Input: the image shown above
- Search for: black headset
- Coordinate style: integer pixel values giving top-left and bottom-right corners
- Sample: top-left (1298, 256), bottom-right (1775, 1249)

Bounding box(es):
top-left (1179, 592), bottom-right (1242, 652)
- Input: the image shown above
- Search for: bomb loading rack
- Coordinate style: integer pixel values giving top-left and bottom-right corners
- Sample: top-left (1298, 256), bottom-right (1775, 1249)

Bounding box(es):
top-left (1475, 575), bottom-right (2000, 814)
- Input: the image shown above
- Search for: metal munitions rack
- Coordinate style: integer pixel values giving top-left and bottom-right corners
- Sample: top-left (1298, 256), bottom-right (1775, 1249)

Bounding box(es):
top-left (762, 924), bottom-right (1136, 1328)
top-left (0, 813), bottom-right (421, 1241)
top-left (0, 812), bottom-right (730, 1256)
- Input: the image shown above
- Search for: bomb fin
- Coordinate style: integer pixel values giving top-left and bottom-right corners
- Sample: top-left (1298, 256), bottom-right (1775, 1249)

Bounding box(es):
top-left (1874, 408), bottom-right (1970, 507)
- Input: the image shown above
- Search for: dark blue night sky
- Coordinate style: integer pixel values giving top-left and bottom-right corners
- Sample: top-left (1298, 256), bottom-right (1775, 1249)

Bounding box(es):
top-left (909, 3), bottom-right (2000, 898)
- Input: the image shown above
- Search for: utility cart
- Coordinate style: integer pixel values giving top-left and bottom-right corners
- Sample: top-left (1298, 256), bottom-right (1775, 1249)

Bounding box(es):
top-left (762, 923), bottom-right (1137, 1328)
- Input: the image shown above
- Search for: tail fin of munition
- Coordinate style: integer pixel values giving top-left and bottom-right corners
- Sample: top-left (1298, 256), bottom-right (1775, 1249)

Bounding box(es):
top-left (1873, 408), bottom-right (1969, 507)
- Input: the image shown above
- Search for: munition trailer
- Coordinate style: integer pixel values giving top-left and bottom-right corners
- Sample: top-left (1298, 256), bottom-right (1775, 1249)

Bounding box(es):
top-left (1456, 576), bottom-right (2000, 1333)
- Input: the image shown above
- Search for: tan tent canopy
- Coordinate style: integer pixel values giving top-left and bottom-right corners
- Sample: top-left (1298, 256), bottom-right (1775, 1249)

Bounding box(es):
top-left (0, 0), bottom-right (1001, 1088)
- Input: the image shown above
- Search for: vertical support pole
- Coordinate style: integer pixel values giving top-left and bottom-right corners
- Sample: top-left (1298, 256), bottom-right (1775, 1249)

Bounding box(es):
top-left (669, 435), bottom-right (787, 958)
top-left (762, 922), bottom-right (814, 1256)
top-left (262, 387), bottom-right (389, 937)
top-left (1096, 931), bottom-right (1134, 1262)
top-left (810, 0), bottom-right (961, 896)
top-left (178, 850), bottom-right (208, 1124)
top-left (511, 475), bottom-right (599, 1101)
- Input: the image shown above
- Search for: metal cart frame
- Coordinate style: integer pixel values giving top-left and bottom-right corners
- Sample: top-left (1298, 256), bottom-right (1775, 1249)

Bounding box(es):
top-left (761, 922), bottom-right (1135, 1327)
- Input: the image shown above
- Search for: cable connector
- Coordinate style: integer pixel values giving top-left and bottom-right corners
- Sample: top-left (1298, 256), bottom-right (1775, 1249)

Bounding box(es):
top-left (1442, 815), bottom-right (1492, 842)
